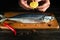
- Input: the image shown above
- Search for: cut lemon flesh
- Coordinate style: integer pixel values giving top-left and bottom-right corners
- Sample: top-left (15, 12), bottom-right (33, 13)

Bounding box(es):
top-left (30, 2), bottom-right (38, 9)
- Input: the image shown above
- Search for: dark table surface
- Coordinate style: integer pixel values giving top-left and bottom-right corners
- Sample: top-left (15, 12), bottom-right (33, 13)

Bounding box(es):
top-left (0, 29), bottom-right (60, 40)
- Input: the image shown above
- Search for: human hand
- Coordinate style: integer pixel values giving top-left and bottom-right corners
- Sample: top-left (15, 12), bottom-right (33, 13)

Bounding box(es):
top-left (36, 0), bottom-right (50, 12)
top-left (19, 0), bottom-right (32, 10)
top-left (19, 0), bottom-right (50, 12)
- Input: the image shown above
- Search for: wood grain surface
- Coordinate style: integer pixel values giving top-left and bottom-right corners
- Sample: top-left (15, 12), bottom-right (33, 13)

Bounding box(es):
top-left (0, 12), bottom-right (59, 29)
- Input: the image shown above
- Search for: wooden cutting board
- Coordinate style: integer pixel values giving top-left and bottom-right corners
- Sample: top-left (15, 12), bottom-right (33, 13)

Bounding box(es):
top-left (0, 12), bottom-right (59, 29)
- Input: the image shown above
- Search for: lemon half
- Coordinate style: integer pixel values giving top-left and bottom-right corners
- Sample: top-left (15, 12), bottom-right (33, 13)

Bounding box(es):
top-left (30, 2), bottom-right (38, 9)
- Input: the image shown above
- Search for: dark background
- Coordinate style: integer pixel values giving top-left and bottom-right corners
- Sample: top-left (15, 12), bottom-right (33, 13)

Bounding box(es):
top-left (0, 0), bottom-right (60, 12)
top-left (0, 0), bottom-right (60, 40)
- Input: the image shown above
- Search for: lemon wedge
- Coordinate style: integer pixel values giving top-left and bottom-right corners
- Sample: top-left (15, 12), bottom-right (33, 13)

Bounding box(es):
top-left (30, 2), bottom-right (38, 9)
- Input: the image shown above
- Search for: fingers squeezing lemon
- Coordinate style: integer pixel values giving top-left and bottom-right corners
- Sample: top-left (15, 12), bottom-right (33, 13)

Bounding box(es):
top-left (30, 2), bottom-right (39, 9)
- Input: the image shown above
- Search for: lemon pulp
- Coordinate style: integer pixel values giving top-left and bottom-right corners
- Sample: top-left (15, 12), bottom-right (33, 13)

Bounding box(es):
top-left (30, 2), bottom-right (38, 9)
